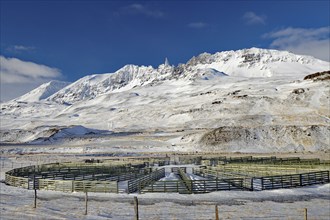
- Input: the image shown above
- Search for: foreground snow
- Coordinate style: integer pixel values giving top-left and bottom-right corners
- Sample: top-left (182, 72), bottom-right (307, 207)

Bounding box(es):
top-left (1, 178), bottom-right (329, 219)
top-left (0, 153), bottom-right (329, 219)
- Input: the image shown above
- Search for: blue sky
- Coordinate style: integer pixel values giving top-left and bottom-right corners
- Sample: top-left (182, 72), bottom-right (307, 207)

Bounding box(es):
top-left (1, 0), bottom-right (329, 101)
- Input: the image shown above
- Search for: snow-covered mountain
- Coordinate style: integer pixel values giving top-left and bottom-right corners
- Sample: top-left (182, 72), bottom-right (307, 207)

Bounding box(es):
top-left (14, 80), bottom-right (71, 102)
top-left (46, 48), bottom-right (328, 104)
top-left (1, 48), bottom-right (329, 153)
top-left (47, 64), bottom-right (174, 104)
top-left (184, 47), bottom-right (328, 77)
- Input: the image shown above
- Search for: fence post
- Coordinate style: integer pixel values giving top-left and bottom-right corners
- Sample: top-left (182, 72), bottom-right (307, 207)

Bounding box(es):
top-left (33, 172), bottom-right (37, 208)
top-left (33, 189), bottom-right (37, 208)
top-left (84, 191), bottom-right (88, 215)
top-left (216, 178), bottom-right (218, 191)
top-left (134, 196), bottom-right (139, 220)
top-left (215, 205), bottom-right (219, 220)
top-left (304, 208), bottom-right (307, 220)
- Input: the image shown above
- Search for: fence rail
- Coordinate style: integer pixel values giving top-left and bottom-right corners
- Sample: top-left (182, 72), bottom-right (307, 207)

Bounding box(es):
top-left (5, 174), bottom-right (29, 189)
top-left (127, 168), bottom-right (165, 193)
top-left (251, 171), bottom-right (330, 191)
top-left (38, 179), bottom-right (118, 193)
top-left (142, 180), bottom-right (189, 193)
top-left (142, 178), bottom-right (245, 193)
top-left (202, 156), bottom-right (330, 166)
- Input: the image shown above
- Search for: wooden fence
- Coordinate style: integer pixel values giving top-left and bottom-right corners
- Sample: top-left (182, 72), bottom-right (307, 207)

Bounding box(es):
top-left (142, 178), bottom-right (245, 193)
top-left (171, 167), bottom-right (187, 174)
top-left (178, 168), bottom-right (193, 193)
top-left (201, 156), bottom-right (330, 166)
top-left (4, 157), bottom-right (330, 194)
top-left (5, 173), bottom-right (29, 189)
top-left (191, 179), bottom-right (244, 192)
top-left (5, 173), bottom-right (119, 193)
top-left (251, 171), bottom-right (330, 191)
top-left (5, 162), bottom-right (149, 193)
top-left (127, 168), bottom-right (165, 193)
top-left (142, 180), bottom-right (189, 193)
top-left (193, 167), bottom-right (330, 191)
top-left (7, 163), bottom-right (151, 181)
top-left (38, 179), bottom-right (118, 193)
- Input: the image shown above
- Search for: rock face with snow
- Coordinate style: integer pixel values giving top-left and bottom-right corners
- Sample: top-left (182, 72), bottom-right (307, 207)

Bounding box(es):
top-left (183, 48), bottom-right (328, 77)
top-left (46, 48), bottom-right (328, 104)
top-left (0, 48), bottom-right (329, 153)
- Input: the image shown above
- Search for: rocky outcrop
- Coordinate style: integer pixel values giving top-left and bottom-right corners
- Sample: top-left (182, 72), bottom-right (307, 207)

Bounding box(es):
top-left (304, 70), bottom-right (330, 81)
top-left (199, 125), bottom-right (330, 152)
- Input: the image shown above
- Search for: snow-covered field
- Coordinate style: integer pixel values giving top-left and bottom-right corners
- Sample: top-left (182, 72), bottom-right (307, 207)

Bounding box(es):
top-left (1, 152), bottom-right (329, 219)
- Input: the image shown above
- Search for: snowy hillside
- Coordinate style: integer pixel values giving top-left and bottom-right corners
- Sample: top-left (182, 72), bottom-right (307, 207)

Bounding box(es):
top-left (14, 80), bottom-right (70, 102)
top-left (48, 64), bottom-right (174, 104)
top-left (0, 48), bottom-right (329, 153)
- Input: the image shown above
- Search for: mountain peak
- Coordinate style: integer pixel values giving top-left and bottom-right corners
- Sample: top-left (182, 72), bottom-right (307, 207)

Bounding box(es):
top-left (164, 57), bottom-right (170, 66)
top-left (183, 47), bottom-right (328, 77)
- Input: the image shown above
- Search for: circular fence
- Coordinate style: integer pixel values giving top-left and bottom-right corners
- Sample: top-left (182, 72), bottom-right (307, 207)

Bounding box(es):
top-left (5, 156), bottom-right (330, 194)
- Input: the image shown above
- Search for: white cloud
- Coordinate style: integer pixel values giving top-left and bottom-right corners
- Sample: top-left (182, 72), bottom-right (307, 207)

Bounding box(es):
top-left (188, 22), bottom-right (208, 29)
top-left (119, 4), bottom-right (164, 18)
top-left (13, 45), bottom-right (35, 51)
top-left (264, 27), bottom-right (330, 61)
top-left (0, 56), bottom-right (62, 101)
top-left (6, 45), bottom-right (35, 53)
top-left (243, 11), bottom-right (266, 25)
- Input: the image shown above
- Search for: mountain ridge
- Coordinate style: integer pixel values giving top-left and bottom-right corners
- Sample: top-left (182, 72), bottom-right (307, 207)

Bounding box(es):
top-left (41, 47), bottom-right (329, 104)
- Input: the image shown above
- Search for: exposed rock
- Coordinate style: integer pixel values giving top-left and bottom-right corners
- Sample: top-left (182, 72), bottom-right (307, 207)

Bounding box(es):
top-left (292, 88), bottom-right (305, 94)
top-left (304, 70), bottom-right (330, 81)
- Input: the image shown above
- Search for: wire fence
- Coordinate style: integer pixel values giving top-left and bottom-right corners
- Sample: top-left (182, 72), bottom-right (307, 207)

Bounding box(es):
top-left (3, 189), bottom-right (329, 220)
